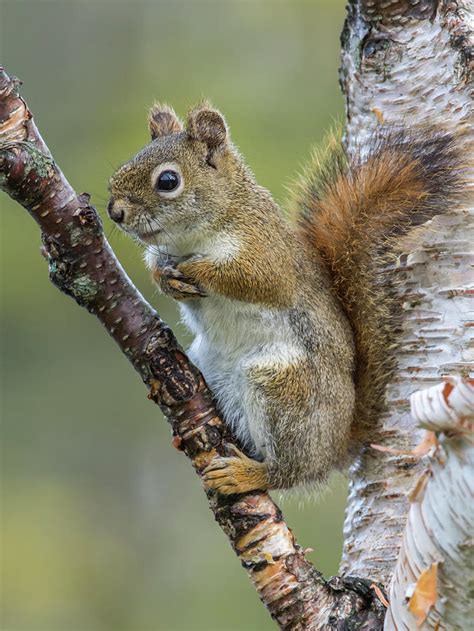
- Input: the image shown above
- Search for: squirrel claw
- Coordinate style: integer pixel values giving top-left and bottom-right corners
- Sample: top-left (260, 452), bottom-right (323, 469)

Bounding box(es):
top-left (154, 265), bottom-right (207, 300)
top-left (202, 446), bottom-right (269, 495)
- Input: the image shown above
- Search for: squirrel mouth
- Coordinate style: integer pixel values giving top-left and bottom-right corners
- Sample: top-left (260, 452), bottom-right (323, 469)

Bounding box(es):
top-left (133, 222), bottom-right (163, 242)
top-left (137, 229), bottom-right (162, 243)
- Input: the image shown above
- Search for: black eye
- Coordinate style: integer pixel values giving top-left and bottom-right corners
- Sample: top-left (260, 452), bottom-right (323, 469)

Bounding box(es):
top-left (156, 169), bottom-right (180, 192)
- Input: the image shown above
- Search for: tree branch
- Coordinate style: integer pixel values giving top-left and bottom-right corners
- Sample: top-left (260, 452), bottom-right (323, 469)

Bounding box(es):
top-left (0, 68), bottom-right (386, 630)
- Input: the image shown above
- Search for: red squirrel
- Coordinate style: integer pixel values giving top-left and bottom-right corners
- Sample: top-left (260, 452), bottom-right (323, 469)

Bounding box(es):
top-left (108, 101), bottom-right (461, 494)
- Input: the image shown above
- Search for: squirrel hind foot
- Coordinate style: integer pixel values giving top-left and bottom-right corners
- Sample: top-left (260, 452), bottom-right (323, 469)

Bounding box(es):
top-left (202, 445), bottom-right (269, 495)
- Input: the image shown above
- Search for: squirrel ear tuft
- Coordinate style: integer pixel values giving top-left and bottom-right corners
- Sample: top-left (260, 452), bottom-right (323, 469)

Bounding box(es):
top-left (148, 103), bottom-right (183, 140)
top-left (186, 102), bottom-right (229, 152)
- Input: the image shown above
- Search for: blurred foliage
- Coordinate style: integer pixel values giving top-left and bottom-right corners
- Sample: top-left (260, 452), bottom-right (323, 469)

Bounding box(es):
top-left (1, 1), bottom-right (348, 629)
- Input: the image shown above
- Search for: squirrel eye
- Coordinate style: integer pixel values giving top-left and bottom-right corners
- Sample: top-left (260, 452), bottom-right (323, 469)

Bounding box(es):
top-left (156, 169), bottom-right (180, 192)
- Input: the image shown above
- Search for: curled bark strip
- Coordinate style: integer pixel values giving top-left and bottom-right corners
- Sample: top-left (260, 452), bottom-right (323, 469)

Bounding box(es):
top-left (410, 377), bottom-right (474, 435)
top-left (385, 379), bottom-right (474, 630)
top-left (0, 68), bottom-right (386, 629)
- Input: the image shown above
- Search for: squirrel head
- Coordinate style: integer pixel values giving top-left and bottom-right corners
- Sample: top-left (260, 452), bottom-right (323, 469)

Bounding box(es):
top-left (108, 101), bottom-right (253, 254)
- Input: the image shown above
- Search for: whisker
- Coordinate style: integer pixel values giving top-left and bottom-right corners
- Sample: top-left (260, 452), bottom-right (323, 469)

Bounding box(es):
top-left (140, 215), bottom-right (168, 255)
top-left (145, 214), bottom-right (181, 254)
top-left (143, 217), bottom-right (171, 263)
top-left (105, 223), bottom-right (119, 242)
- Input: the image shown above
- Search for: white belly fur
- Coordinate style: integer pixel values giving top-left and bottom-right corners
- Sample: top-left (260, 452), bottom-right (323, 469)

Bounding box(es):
top-left (180, 295), bottom-right (302, 456)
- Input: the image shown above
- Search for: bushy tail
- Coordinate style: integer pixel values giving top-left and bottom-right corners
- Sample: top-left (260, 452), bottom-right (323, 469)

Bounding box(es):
top-left (296, 129), bottom-right (463, 441)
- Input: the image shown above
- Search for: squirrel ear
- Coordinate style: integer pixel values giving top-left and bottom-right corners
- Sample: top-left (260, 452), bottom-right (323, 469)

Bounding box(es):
top-left (186, 103), bottom-right (229, 152)
top-left (148, 103), bottom-right (183, 140)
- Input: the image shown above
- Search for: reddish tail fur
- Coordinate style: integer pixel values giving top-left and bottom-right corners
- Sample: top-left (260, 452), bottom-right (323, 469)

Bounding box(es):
top-left (296, 130), bottom-right (463, 441)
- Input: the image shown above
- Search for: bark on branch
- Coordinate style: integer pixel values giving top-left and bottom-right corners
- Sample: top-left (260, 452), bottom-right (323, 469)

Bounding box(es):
top-left (0, 69), bottom-right (386, 630)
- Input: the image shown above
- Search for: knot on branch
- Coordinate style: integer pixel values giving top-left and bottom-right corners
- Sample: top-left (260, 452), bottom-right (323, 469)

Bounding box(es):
top-left (326, 575), bottom-right (387, 629)
top-left (148, 349), bottom-right (202, 406)
top-left (145, 326), bottom-right (176, 354)
top-left (73, 192), bottom-right (103, 233)
top-left (145, 325), bottom-right (206, 406)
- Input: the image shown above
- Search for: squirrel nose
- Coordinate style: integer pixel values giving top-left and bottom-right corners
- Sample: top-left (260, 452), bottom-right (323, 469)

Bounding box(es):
top-left (107, 198), bottom-right (125, 224)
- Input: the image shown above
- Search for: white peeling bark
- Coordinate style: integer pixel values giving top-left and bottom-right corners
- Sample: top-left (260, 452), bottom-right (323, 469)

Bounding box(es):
top-left (339, 0), bottom-right (473, 588)
top-left (385, 378), bottom-right (474, 630)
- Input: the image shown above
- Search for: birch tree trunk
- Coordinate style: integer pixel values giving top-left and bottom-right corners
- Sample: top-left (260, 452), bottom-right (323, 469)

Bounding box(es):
top-left (339, 0), bottom-right (474, 627)
top-left (1, 1), bottom-right (473, 629)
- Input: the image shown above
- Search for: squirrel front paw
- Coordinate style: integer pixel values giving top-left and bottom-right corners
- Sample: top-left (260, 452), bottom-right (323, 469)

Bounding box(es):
top-left (153, 264), bottom-right (207, 301)
top-left (202, 445), bottom-right (269, 495)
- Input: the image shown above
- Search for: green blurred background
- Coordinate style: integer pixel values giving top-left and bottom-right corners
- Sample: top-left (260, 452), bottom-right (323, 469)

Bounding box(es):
top-left (1, 1), bottom-right (348, 629)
